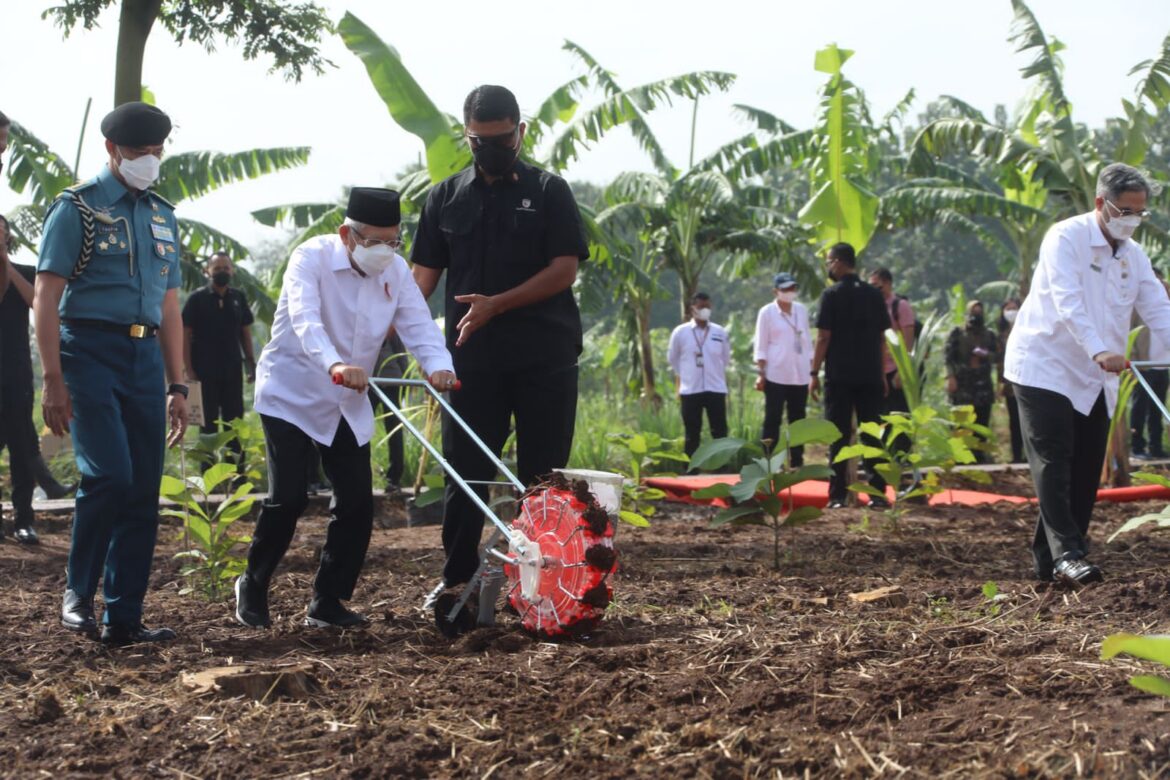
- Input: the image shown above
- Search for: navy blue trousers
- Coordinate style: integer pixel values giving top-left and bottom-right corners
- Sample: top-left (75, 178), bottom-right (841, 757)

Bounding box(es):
top-left (60, 325), bottom-right (165, 626)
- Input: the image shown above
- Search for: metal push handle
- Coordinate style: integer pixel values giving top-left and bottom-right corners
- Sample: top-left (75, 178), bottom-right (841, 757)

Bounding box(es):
top-left (360, 376), bottom-right (526, 546)
top-left (1129, 360), bottom-right (1170, 426)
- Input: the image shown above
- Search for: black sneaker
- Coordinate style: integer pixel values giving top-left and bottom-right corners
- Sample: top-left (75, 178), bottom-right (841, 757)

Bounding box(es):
top-left (1053, 555), bottom-right (1103, 587)
top-left (827, 499), bottom-right (848, 509)
top-left (14, 526), bottom-right (39, 545)
top-left (304, 596), bottom-right (368, 628)
top-left (234, 574), bottom-right (271, 628)
top-left (100, 624), bottom-right (177, 645)
top-left (869, 496), bottom-right (892, 509)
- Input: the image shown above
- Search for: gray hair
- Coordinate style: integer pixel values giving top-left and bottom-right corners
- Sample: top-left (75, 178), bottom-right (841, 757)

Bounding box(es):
top-left (1096, 163), bottom-right (1152, 201)
top-left (343, 217), bottom-right (368, 232)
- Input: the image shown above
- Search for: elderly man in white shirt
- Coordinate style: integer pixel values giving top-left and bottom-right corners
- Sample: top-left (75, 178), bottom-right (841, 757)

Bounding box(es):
top-left (1005, 163), bottom-right (1170, 587)
top-left (236, 188), bottom-right (455, 629)
top-left (754, 272), bottom-right (813, 464)
top-left (668, 292), bottom-right (732, 460)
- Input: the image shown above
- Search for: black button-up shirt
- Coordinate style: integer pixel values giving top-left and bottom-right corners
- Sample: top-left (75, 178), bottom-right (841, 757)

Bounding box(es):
top-left (815, 273), bottom-right (891, 385)
top-left (0, 264), bottom-right (35, 389)
top-left (181, 285), bottom-right (254, 377)
top-left (411, 160), bottom-right (589, 371)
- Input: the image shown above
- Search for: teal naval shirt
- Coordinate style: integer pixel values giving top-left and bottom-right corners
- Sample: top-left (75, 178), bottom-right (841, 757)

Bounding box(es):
top-left (38, 165), bottom-right (181, 326)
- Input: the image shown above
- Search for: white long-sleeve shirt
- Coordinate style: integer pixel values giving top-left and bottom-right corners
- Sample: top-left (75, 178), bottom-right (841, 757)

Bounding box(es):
top-left (753, 300), bottom-right (812, 385)
top-left (254, 234), bottom-right (453, 446)
top-left (1005, 211), bottom-right (1170, 415)
top-left (667, 321), bottom-right (731, 395)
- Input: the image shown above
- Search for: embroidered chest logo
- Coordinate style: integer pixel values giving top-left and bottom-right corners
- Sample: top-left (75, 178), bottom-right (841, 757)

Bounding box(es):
top-left (517, 198), bottom-right (536, 213)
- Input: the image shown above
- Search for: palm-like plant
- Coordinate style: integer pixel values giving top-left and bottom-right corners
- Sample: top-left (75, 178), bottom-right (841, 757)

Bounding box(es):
top-left (900, 0), bottom-right (1170, 295)
top-left (4, 118), bottom-right (308, 323)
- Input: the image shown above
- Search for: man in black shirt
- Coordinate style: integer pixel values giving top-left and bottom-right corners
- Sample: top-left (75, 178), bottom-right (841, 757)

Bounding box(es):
top-left (411, 85), bottom-right (589, 592)
top-left (809, 242), bottom-right (892, 509)
top-left (0, 215), bottom-right (73, 543)
top-left (182, 252), bottom-right (256, 461)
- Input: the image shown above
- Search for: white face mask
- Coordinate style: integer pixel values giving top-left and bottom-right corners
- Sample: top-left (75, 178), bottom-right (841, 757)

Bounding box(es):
top-left (1105, 201), bottom-right (1142, 242)
top-left (116, 150), bottom-right (161, 190)
top-left (351, 243), bottom-right (396, 276)
top-left (694, 307), bottom-right (712, 322)
top-left (1003, 309), bottom-right (1018, 324)
top-left (778, 290), bottom-right (797, 303)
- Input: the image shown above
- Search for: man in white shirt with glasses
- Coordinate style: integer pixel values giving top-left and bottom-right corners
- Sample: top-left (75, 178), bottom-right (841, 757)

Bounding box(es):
top-left (1005, 163), bottom-right (1170, 587)
top-left (235, 187), bottom-right (455, 629)
top-left (669, 292), bottom-right (732, 462)
top-left (754, 272), bottom-right (813, 463)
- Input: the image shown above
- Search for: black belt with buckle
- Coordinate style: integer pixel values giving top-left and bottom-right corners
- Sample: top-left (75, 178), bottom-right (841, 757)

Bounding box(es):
top-left (63, 318), bottom-right (159, 339)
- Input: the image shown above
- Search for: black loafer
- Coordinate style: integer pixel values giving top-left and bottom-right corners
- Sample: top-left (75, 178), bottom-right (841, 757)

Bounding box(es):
top-left (14, 527), bottom-right (39, 545)
top-left (305, 596), bottom-right (368, 628)
top-left (234, 574), bottom-right (271, 628)
top-left (100, 623), bottom-right (177, 646)
top-left (62, 589), bottom-right (97, 633)
top-left (1053, 556), bottom-right (1103, 587)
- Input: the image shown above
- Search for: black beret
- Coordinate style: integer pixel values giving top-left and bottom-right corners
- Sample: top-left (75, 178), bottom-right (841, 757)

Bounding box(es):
top-left (100, 102), bottom-right (171, 146)
top-left (346, 187), bottom-right (401, 227)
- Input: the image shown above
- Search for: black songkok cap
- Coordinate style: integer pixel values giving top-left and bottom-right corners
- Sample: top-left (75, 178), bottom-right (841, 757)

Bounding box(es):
top-left (100, 102), bottom-right (172, 146)
top-left (346, 187), bottom-right (401, 227)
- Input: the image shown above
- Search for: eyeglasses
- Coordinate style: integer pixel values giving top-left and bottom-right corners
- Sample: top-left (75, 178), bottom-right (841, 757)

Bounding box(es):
top-left (466, 128), bottom-right (520, 150)
top-left (1106, 199), bottom-right (1151, 220)
top-left (351, 227), bottom-right (404, 251)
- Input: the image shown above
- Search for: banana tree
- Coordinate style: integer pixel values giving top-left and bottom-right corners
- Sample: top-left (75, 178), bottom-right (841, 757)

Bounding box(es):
top-left (903, 1), bottom-right (1170, 294)
top-left (4, 119), bottom-right (306, 323)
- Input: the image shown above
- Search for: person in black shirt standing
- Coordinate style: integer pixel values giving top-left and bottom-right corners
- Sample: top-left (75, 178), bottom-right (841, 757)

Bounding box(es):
top-left (809, 243), bottom-right (892, 509)
top-left (0, 216), bottom-right (73, 543)
top-left (411, 85), bottom-right (590, 594)
top-left (182, 252), bottom-right (256, 462)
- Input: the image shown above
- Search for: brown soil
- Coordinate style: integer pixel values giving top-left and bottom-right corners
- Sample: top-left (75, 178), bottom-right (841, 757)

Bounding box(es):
top-left (2, 491), bottom-right (1170, 778)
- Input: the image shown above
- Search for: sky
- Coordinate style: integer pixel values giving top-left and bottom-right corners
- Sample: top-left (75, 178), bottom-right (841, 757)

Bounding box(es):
top-left (1, 0), bottom-right (1168, 261)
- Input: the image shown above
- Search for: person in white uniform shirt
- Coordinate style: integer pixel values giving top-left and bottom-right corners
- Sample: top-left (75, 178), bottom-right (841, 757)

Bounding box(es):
top-left (753, 272), bottom-right (813, 464)
top-left (1005, 163), bottom-right (1170, 587)
top-left (668, 292), bottom-right (731, 459)
top-left (235, 188), bottom-right (455, 629)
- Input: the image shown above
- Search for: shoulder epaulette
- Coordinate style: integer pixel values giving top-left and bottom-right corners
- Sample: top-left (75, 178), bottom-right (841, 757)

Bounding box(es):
top-left (149, 191), bottom-right (176, 210)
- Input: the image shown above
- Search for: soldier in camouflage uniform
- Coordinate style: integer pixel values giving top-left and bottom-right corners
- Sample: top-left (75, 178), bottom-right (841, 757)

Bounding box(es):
top-left (945, 300), bottom-right (999, 463)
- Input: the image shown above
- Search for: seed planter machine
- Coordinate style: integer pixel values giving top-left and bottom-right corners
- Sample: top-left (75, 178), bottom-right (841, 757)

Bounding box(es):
top-left (364, 377), bottom-right (619, 639)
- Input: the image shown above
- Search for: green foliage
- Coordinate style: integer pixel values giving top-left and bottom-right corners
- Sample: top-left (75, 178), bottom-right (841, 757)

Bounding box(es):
top-left (690, 418), bottom-right (841, 570)
top-left (1107, 472), bottom-right (1170, 542)
top-left (834, 404), bottom-right (985, 530)
top-left (160, 462), bottom-right (254, 601)
top-left (1102, 633), bottom-right (1170, 697)
top-left (606, 432), bottom-right (687, 527)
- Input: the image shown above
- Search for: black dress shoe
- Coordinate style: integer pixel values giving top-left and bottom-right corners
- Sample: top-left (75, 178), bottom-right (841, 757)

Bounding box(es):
top-left (305, 596), bottom-right (368, 628)
top-left (62, 589), bottom-right (97, 633)
top-left (234, 574), bottom-right (271, 628)
top-left (100, 624), bottom-right (177, 645)
top-left (14, 527), bottom-right (39, 545)
top-left (1053, 556), bottom-right (1103, 587)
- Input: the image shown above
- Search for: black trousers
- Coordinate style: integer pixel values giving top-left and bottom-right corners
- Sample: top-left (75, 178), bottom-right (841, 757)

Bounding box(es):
top-left (680, 391), bottom-right (728, 458)
top-left (442, 363), bottom-right (578, 586)
top-left (825, 380), bottom-right (887, 502)
top-left (1015, 385), bottom-right (1109, 576)
top-left (246, 415), bottom-right (373, 600)
top-left (369, 382), bottom-right (405, 487)
top-left (0, 381), bottom-right (37, 528)
top-left (1004, 390), bottom-right (1024, 463)
top-left (1132, 368), bottom-right (1169, 455)
top-left (761, 382), bottom-right (807, 466)
top-left (972, 402), bottom-right (993, 463)
top-left (197, 365), bottom-right (245, 467)
top-left (883, 369), bottom-right (911, 458)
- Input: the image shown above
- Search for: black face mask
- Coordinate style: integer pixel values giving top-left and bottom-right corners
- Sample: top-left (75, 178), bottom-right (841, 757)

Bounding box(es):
top-left (968, 314), bottom-right (984, 328)
top-left (474, 143), bottom-right (519, 178)
top-left (212, 271), bottom-right (232, 288)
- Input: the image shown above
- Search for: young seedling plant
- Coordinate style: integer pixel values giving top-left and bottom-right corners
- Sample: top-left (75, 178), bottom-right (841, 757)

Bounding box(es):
top-left (1101, 633), bottom-right (1170, 697)
top-left (835, 404), bottom-right (985, 531)
top-left (160, 461), bottom-right (255, 601)
top-left (1106, 471), bottom-right (1170, 541)
top-left (686, 418), bottom-right (842, 570)
top-left (606, 431), bottom-right (688, 526)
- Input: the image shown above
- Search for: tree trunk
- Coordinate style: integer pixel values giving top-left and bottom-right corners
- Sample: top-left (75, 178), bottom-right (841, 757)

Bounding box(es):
top-left (114, 0), bottom-right (164, 107)
top-left (637, 302), bottom-right (661, 408)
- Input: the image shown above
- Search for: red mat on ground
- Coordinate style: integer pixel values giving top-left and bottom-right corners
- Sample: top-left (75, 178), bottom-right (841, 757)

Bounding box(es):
top-left (644, 476), bottom-right (1170, 508)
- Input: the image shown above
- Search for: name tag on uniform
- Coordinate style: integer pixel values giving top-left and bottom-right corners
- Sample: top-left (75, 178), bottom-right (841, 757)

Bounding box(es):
top-left (1090, 263), bottom-right (1102, 273)
top-left (150, 223), bottom-right (175, 242)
